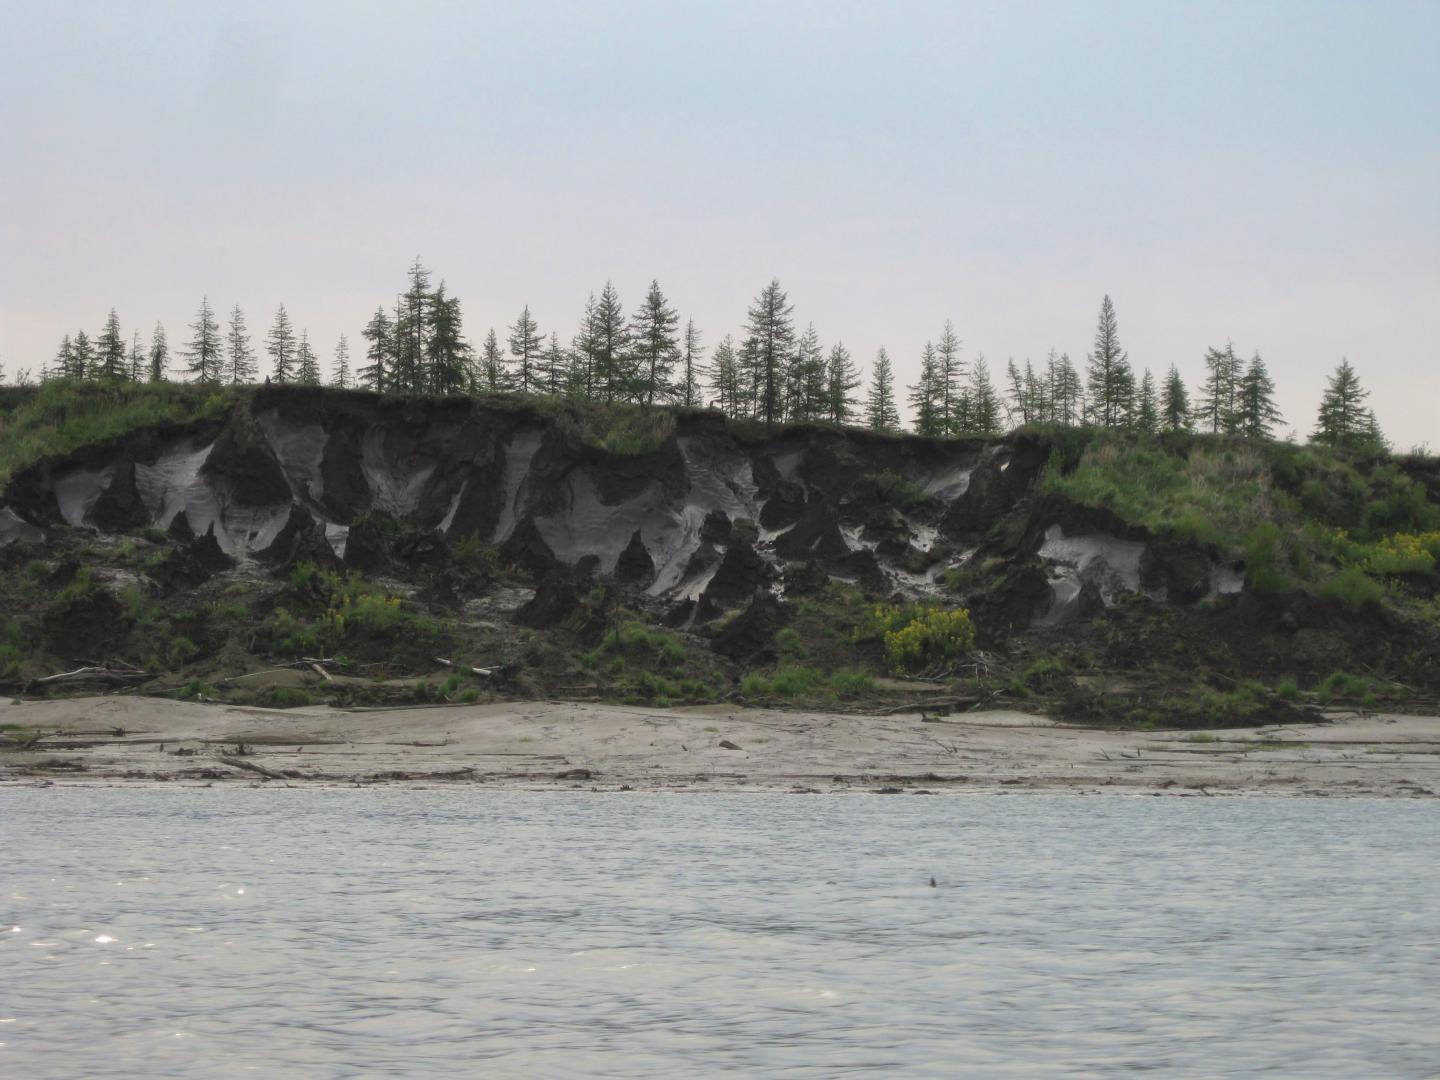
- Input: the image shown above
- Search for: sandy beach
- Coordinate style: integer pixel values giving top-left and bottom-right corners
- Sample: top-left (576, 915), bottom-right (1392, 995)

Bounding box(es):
top-left (2, 696), bottom-right (1437, 796)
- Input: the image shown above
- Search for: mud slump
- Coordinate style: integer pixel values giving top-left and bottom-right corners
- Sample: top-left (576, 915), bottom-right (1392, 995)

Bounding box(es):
top-left (3, 388), bottom-right (1245, 624)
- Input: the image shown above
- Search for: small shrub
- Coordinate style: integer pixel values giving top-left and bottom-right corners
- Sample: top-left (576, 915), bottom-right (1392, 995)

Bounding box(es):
top-left (1318, 566), bottom-right (1384, 610)
top-left (177, 679), bottom-right (218, 701)
top-left (883, 608), bottom-right (975, 674)
top-left (267, 686), bottom-right (314, 708)
top-left (165, 636), bottom-right (200, 668)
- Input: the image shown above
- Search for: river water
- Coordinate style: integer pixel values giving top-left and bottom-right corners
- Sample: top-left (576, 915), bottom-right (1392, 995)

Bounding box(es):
top-left (2, 789), bottom-right (1437, 1078)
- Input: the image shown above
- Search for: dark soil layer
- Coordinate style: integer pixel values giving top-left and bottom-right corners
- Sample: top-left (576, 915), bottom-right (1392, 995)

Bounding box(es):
top-left (1, 383), bottom-right (1437, 726)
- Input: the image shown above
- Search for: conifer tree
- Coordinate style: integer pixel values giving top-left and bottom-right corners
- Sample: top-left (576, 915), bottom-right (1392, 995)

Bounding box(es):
top-left (70, 331), bottom-right (95, 380)
top-left (184, 297), bottom-right (222, 383)
top-left (678, 319), bottom-right (704, 408)
top-left (1161, 364), bottom-right (1190, 431)
top-left (1197, 342), bottom-right (1243, 433)
top-left (295, 330), bottom-right (321, 385)
top-left (479, 329), bottom-right (509, 393)
top-left (1313, 359), bottom-right (1382, 450)
top-left (506, 305), bottom-right (544, 396)
top-left (1133, 368), bottom-right (1160, 434)
top-left (1237, 352), bottom-right (1283, 439)
top-left (540, 332), bottom-right (568, 397)
top-left (824, 342), bottom-right (862, 425)
top-left (571, 293), bottom-right (602, 401)
top-left (391, 258), bottom-right (431, 395)
top-left (426, 284), bottom-right (469, 395)
top-left (908, 342), bottom-right (944, 436)
top-left (224, 305), bottom-right (256, 385)
top-left (148, 323), bottom-right (168, 382)
top-left (708, 334), bottom-right (743, 416)
top-left (1005, 359), bottom-right (1028, 426)
top-left (591, 282), bottom-right (632, 402)
top-left (629, 280), bottom-right (680, 407)
top-left (968, 354), bottom-right (1002, 434)
top-left (96, 308), bottom-right (127, 380)
top-left (331, 334), bottom-right (351, 388)
top-left (1085, 295), bottom-right (1133, 427)
top-left (935, 321), bottom-right (964, 433)
top-left (742, 278), bottom-right (796, 426)
top-left (1051, 352), bottom-right (1083, 426)
top-left (129, 331), bottom-right (146, 381)
top-left (53, 335), bottom-right (75, 381)
top-left (1023, 361), bottom-right (1048, 424)
top-left (267, 304), bottom-right (297, 384)
top-left (359, 308), bottom-right (392, 392)
top-left (787, 323), bottom-right (825, 422)
top-left (865, 348), bottom-right (901, 433)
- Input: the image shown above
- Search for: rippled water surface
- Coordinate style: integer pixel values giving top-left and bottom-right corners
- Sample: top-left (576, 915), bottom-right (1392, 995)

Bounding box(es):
top-left (2, 789), bottom-right (1437, 1078)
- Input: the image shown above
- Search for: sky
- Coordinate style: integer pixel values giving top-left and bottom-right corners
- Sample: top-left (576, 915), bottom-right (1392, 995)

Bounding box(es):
top-left (1, 0), bottom-right (1436, 447)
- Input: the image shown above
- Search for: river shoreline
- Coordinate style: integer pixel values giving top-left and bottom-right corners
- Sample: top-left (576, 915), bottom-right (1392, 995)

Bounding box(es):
top-left (2, 696), bottom-right (1437, 797)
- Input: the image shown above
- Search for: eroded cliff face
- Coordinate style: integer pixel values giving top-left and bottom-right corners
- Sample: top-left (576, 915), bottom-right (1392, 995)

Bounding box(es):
top-left (0, 386), bottom-right (1241, 627)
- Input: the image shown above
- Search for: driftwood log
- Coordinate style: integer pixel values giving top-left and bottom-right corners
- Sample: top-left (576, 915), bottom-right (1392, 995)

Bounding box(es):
top-left (218, 755), bottom-right (289, 781)
top-left (434, 658), bottom-right (498, 678)
top-left (30, 666), bottom-right (154, 689)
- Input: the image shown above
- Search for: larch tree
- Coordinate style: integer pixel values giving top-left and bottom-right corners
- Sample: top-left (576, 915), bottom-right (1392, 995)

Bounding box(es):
top-left (129, 331), bottom-right (146, 382)
top-left (1004, 359), bottom-right (1028, 426)
top-left (392, 258), bottom-right (431, 395)
top-left (1313, 359), bottom-right (1383, 451)
top-left (1050, 352), bottom-right (1083, 427)
top-left (571, 293), bottom-right (602, 401)
top-left (678, 319), bottom-right (704, 408)
top-left (52, 335), bottom-right (74, 381)
top-left (184, 297), bottom-right (222, 383)
top-left (148, 323), bottom-right (168, 382)
top-left (359, 308), bottom-right (393, 392)
top-left (591, 282), bottom-right (632, 402)
top-left (1133, 368), bottom-right (1160, 434)
top-left (426, 284), bottom-right (469, 395)
top-left (865, 347), bottom-right (901, 433)
top-left (742, 278), bottom-right (796, 426)
top-left (267, 304), bottom-right (297, 384)
top-left (331, 334), bottom-right (351, 388)
top-left (824, 342), bottom-right (863, 425)
top-left (935, 321), bottom-right (964, 434)
top-left (908, 342), bottom-right (944, 436)
top-left (1197, 342), bottom-right (1243, 433)
top-left (96, 309), bottom-right (127, 380)
top-left (294, 330), bottom-right (321, 385)
top-left (1161, 364), bottom-right (1190, 431)
top-left (540, 332), bottom-right (569, 397)
top-left (1237, 352), bottom-right (1283, 439)
top-left (478, 329), bottom-right (509, 393)
top-left (1085, 295), bottom-right (1134, 428)
top-left (507, 306), bottom-right (544, 395)
top-left (968, 354), bottom-right (1002, 434)
top-left (225, 305), bottom-right (256, 385)
top-left (707, 334), bottom-right (743, 417)
top-left (70, 331), bottom-right (95, 380)
top-left (629, 280), bottom-right (680, 407)
top-left (787, 323), bottom-right (825, 422)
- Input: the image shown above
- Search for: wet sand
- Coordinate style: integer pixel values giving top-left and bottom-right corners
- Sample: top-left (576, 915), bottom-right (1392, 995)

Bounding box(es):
top-left (3, 696), bottom-right (1438, 796)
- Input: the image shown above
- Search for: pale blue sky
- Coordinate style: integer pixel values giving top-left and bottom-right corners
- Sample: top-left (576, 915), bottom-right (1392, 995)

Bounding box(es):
top-left (1, 1), bottom-right (1436, 444)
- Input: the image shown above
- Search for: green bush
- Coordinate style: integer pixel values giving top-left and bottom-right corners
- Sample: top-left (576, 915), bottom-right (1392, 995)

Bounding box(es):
top-left (267, 686), bottom-right (314, 708)
top-left (883, 608), bottom-right (975, 674)
top-left (601, 620), bottom-right (685, 668)
top-left (1318, 566), bottom-right (1384, 610)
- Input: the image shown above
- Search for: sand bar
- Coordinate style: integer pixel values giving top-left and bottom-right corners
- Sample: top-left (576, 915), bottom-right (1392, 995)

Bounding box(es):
top-left (3, 697), bottom-right (1438, 796)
